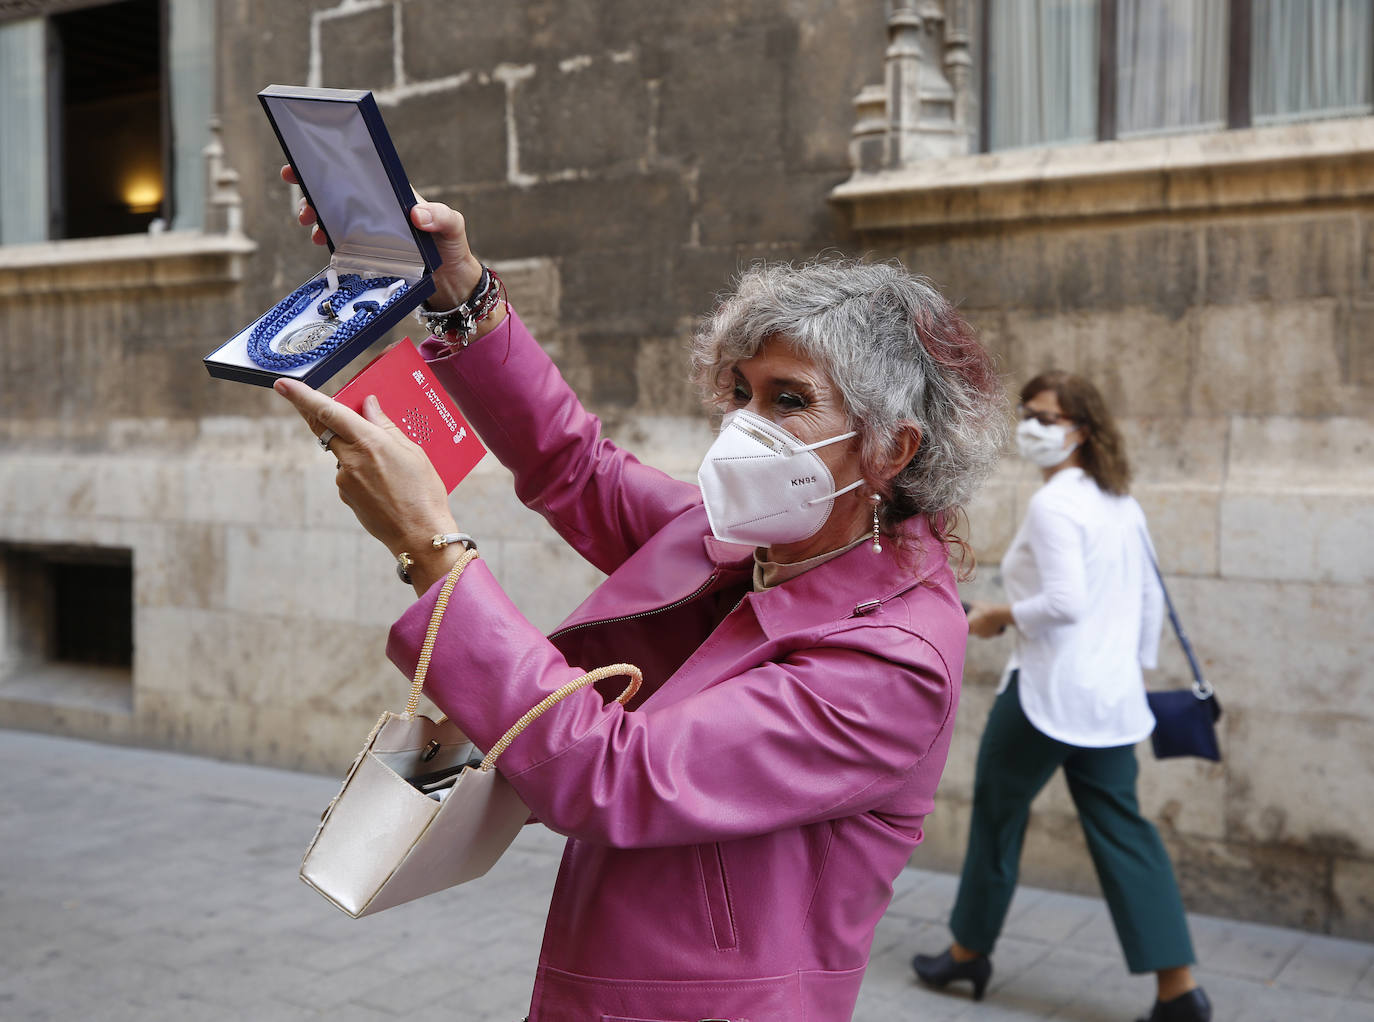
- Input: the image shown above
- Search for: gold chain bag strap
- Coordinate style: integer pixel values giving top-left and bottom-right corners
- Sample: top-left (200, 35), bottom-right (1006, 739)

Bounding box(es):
top-left (300, 550), bottom-right (642, 918)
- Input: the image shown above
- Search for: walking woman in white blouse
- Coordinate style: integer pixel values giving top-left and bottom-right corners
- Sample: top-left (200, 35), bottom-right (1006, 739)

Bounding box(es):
top-left (912, 372), bottom-right (1211, 1022)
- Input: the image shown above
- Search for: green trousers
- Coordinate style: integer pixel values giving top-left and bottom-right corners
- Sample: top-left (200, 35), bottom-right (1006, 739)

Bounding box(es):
top-left (949, 676), bottom-right (1195, 974)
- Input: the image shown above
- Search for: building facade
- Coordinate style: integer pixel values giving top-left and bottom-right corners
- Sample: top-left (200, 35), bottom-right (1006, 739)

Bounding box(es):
top-left (1, 0), bottom-right (1371, 938)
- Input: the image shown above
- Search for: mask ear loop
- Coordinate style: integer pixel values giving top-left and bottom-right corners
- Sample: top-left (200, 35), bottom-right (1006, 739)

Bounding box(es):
top-left (803, 477), bottom-right (864, 505)
top-left (793, 429), bottom-right (858, 454)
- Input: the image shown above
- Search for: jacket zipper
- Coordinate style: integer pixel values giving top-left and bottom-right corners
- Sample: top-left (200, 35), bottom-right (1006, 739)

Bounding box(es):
top-left (547, 569), bottom-right (723, 642)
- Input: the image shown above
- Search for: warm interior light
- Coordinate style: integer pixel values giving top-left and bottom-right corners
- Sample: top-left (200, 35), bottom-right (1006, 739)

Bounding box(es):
top-left (123, 175), bottom-right (163, 214)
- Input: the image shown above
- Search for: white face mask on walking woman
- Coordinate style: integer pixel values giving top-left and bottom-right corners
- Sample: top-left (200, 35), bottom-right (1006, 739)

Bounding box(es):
top-left (697, 408), bottom-right (863, 547)
top-left (1015, 417), bottom-right (1079, 469)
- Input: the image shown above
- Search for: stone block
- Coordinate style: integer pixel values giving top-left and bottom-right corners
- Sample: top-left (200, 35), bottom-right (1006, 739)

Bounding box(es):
top-left (127, 521), bottom-right (228, 611)
top-left (1221, 488), bottom-right (1374, 585)
top-left (387, 80), bottom-right (509, 187)
top-left (1137, 751), bottom-right (1228, 842)
top-left (1190, 301), bottom-right (1347, 416)
top-left (632, 336), bottom-right (706, 421)
top-left (1135, 484), bottom-right (1221, 577)
top-left (620, 413), bottom-right (715, 478)
top-left (1331, 856), bottom-right (1374, 940)
top-left (784, 2), bottom-right (886, 172)
top-left (897, 236), bottom-right (1029, 313)
top-left (593, 0), bottom-right (785, 49)
top-left (656, 25), bottom-right (789, 167)
top-left (133, 606), bottom-right (227, 696)
top-left (672, 246), bottom-right (751, 319)
top-left (1006, 306), bottom-right (1190, 417)
top-left (696, 166), bottom-right (849, 248)
top-left (134, 611), bottom-right (392, 750)
top-left (515, 59), bottom-right (650, 175)
top-left (570, 332), bottom-right (642, 407)
top-left (492, 537), bottom-right (607, 634)
top-left (92, 458), bottom-right (188, 523)
top-left (134, 687), bottom-right (379, 773)
top-left (351, 532), bottom-right (424, 630)
top-left (490, 257), bottom-right (561, 336)
top-left (1228, 415), bottom-right (1374, 489)
top-left (1119, 415), bottom-right (1229, 487)
top-left (1224, 705), bottom-right (1374, 857)
top-left (183, 460), bottom-right (306, 528)
top-left (5, 456), bottom-right (98, 519)
top-left (994, 311), bottom-right (1068, 388)
top-left (223, 526), bottom-right (360, 623)
top-left (558, 248), bottom-right (675, 332)
top-left (1164, 832), bottom-right (1333, 932)
top-left (439, 172), bottom-right (692, 260)
top-left (1053, 222), bottom-right (1202, 319)
top-left (399, 2), bottom-right (521, 83)
top-left (1203, 212), bottom-right (1359, 306)
top-left (319, 5), bottom-right (395, 92)
top-left (960, 473), bottom-right (1018, 565)
top-left (1158, 576), bottom-right (1372, 718)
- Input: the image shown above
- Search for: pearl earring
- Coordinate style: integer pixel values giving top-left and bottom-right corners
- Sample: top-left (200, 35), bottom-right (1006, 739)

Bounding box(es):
top-left (870, 494), bottom-right (882, 553)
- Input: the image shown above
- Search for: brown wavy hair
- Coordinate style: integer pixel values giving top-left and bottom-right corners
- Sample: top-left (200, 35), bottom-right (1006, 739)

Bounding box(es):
top-left (1019, 371), bottom-right (1131, 496)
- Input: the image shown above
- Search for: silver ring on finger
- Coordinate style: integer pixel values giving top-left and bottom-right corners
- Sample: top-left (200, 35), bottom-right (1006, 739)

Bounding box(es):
top-left (318, 428), bottom-right (337, 452)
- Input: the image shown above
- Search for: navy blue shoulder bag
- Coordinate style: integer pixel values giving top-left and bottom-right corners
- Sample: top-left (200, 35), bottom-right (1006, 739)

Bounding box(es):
top-left (1143, 542), bottom-right (1222, 762)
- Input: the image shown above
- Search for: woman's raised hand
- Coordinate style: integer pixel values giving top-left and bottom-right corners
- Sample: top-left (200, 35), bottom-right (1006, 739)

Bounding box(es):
top-left (272, 376), bottom-right (463, 593)
top-left (279, 164), bottom-right (483, 312)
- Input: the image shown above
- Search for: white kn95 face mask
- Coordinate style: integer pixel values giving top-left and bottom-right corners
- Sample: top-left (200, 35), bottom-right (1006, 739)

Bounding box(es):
top-left (697, 409), bottom-right (863, 547)
top-left (1015, 417), bottom-right (1079, 469)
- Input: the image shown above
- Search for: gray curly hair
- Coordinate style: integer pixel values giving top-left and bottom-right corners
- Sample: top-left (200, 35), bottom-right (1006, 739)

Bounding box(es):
top-left (690, 258), bottom-right (1007, 554)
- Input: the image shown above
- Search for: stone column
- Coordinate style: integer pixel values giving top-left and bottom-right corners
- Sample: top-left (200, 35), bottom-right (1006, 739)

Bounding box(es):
top-left (884, 0), bottom-right (966, 167)
top-left (202, 118), bottom-right (244, 236)
top-left (849, 84), bottom-right (891, 176)
top-left (944, 0), bottom-right (976, 152)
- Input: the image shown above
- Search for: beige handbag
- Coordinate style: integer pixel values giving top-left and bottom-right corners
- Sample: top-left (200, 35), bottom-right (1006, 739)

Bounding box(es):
top-left (300, 550), bottom-right (641, 918)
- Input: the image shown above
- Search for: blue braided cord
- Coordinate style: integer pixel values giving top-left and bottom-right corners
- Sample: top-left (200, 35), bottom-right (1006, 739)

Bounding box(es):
top-left (248, 274), bottom-right (409, 371)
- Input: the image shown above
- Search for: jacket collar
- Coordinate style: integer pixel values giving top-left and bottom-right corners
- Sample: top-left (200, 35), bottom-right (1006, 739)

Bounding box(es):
top-left (745, 513), bottom-right (950, 640)
top-left (550, 503), bottom-right (950, 641)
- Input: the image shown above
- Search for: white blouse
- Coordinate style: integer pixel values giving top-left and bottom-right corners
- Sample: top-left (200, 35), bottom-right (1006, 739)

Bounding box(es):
top-left (998, 467), bottom-right (1164, 747)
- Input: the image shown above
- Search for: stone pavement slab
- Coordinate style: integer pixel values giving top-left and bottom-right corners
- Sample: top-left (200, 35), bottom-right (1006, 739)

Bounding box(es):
top-left (2, 729), bottom-right (1373, 1021)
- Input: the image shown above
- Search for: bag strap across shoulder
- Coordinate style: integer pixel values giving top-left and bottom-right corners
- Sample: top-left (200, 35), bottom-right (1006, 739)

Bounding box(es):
top-left (1138, 525), bottom-right (1213, 698)
top-left (402, 547), bottom-right (643, 773)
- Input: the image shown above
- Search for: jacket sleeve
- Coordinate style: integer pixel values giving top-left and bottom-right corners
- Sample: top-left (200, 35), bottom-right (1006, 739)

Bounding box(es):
top-left (1009, 495), bottom-right (1087, 637)
top-left (419, 309), bottom-right (701, 575)
top-left (387, 561), bottom-right (957, 849)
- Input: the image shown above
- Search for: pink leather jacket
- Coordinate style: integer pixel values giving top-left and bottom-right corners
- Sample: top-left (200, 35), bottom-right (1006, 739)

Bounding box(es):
top-left (387, 310), bottom-right (967, 1021)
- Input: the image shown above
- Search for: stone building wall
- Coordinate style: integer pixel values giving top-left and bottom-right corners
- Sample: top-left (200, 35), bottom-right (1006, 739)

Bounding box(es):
top-left (1, 0), bottom-right (1371, 940)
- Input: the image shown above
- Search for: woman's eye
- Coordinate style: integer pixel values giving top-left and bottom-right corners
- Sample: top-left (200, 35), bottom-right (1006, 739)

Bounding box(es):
top-left (777, 392), bottom-right (808, 410)
top-left (730, 384), bottom-right (750, 405)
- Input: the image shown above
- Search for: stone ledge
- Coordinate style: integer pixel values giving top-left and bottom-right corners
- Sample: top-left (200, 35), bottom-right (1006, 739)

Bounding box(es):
top-left (0, 231), bottom-right (258, 297)
top-left (830, 116), bottom-right (1374, 231)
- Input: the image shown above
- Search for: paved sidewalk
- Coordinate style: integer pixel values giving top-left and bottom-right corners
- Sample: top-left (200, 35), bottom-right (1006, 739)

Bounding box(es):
top-left (3, 730), bottom-right (1373, 1021)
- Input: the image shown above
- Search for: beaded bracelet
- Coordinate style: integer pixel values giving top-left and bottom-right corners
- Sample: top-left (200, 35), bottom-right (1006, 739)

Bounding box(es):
top-left (414, 266), bottom-right (505, 347)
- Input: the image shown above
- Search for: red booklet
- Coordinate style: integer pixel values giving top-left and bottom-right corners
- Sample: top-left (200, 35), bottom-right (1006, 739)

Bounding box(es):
top-left (334, 340), bottom-right (485, 493)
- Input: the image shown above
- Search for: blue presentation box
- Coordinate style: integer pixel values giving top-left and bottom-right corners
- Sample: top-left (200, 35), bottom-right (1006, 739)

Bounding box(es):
top-left (204, 85), bottom-right (442, 389)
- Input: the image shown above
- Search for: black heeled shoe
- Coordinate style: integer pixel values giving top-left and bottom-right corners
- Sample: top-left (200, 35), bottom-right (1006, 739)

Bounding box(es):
top-left (911, 948), bottom-right (992, 1001)
top-left (1136, 986), bottom-right (1212, 1022)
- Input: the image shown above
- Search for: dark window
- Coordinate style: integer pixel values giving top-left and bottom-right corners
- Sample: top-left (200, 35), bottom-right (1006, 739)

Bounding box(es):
top-left (51, 558), bottom-right (134, 667)
top-left (1, 544), bottom-right (134, 673)
top-left (51, 0), bottom-right (168, 239)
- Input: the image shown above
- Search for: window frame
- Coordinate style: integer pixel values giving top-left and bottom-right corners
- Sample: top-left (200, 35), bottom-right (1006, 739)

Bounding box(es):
top-left (2, 0), bottom-right (181, 243)
top-left (977, 0), bottom-right (1373, 153)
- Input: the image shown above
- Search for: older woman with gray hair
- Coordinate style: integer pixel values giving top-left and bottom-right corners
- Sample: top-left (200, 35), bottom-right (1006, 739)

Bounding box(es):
top-left (277, 183), bottom-right (1006, 1022)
